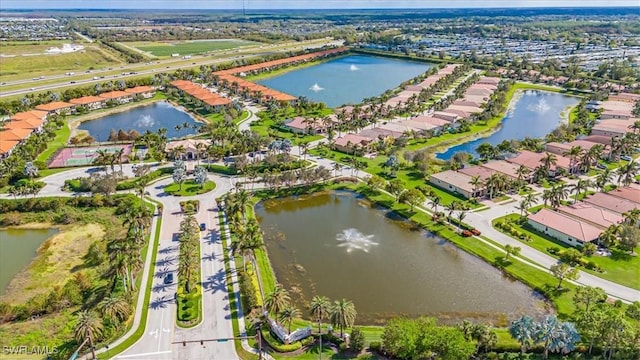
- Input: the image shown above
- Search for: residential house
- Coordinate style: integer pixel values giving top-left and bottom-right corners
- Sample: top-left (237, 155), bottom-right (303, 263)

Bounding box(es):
top-left (557, 203), bottom-right (623, 229)
top-left (165, 139), bottom-right (211, 160)
top-left (35, 101), bottom-right (75, 114)
top-left (429, 170), bottom-right (479, 199)
top-left (69, 96), bottom-right (104, 110)
top-left (527, 208), bottom-right (602, 247)
top-left (333, 134), bottom-right (373, 153)
top-left (124, 86), bottom-right (155, 99)
top-left (584, 192), bottom-right (639, 215)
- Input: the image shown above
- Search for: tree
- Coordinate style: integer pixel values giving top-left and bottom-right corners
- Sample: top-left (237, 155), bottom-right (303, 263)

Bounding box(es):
top-left (534, 315), bottom-right (581, 359)
top-left (573, 286), bottom-right (607, 312)
top-left (350, 327), bottom-right (366, 352)
top-left (550, 262), bottom-right (579, 289)
top-left (365, 175), bottom-right (385, 192)
top-left (329, 298), bottom-right (357, 338)
top-left (172, 167), bottom-right (186, 191)
top-left (193, 166), bottom-right (207, 189)
top-left (23, 161), bottom-right (38, 180)
top-left (399, 188), bottom-right (425, 212)
top-left (74, 310), bottom-right (103, 360)
top-left (509, 315), bottom-right (536, 355)
top-left (97, 296), bottom-right (132, 325)
top-left (309, 295), bottom-right (330, 334)
top-left (386, 179), bottom-right (405, 201)
top-left (618, 225), bottom-right (640, 254)
top-left (278, 304), bottom-right (300, 334)
top-left (264, 284), bottom-right (290, 324)
top-left (504, 244), bottom-right (521, 260)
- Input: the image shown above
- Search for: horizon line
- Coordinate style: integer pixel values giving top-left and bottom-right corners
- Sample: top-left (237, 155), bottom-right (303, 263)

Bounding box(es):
top-left (2, 5), bottom-right (639, 10)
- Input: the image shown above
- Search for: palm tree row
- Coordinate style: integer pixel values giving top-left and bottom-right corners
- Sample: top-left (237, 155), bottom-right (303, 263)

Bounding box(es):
top-left (177, 214), bottom-right (200, 293)
top-left (264, 286), bottom-right (357, 339)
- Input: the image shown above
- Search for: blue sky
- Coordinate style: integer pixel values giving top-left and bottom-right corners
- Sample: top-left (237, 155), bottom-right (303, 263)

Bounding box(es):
top-left (2, 0), bottom-right (637, 9)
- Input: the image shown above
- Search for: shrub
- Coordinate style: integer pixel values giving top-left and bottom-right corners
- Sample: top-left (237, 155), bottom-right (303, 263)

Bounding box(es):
top-left (350, 327), bottom-right (366, 352)
top-left (339, 343), bottom-right (348, 352)
top-left (322, 333), bottom-right (344, 346)
top-left (369, 341), bottom-right (382, 353)
top-left (0, 212), bottom-right (22, 226)
top-left (547, 246), bottom-right (561, 255)
top-left (301, 336), bottom-right (315, 346)
top-left (262, 328), bottom-right (302, 352)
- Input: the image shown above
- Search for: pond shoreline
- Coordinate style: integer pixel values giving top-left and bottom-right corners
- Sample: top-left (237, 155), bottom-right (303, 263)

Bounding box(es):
top-left (253, 186), bottom-right (553, 325)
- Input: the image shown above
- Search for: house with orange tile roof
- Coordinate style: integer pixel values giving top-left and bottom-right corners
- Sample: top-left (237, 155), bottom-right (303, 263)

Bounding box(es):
top-left (11, 110), bottom-right (49, 121)
top-left (69, 96), bottom-right (105, 110)
top-left (0, 139), bottom-right (20, 157)
top-left (4, 117), bottom-right (46, 131)
top-left (0, 128), bottom-right (34, 141)
top-left (99, 90), bottom-right (133, 104)
top-left (528, 208), bottom-right (602, 247)
top-left (124, 86), bottom-right (155, 98)
top-left (35, 101), bottom-right (75, 114)
top-left (333, 134), bottom-right (374, 154)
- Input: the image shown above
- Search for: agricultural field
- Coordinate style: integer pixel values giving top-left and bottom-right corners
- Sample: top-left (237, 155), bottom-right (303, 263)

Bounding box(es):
top-left (0, 40), bottom-right (77, 55)
top-left (0, 46), bottom-right (122, 81)
top-left (125, 39), bottom-right (255, 57)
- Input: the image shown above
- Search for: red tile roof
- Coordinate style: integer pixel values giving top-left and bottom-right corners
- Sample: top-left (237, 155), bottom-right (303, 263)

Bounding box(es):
top-left (584, 192), bottom-right (639, 214)
top-left (0, 139), bottom-right (19, 155)
top-left (528, 208), bottom-right (602, 243)
top-left (35, 101), bottom-right (73, 112)
top-left (124, 86), bottom-right (154, 94)
top-left (99, 91), bottom-right (131, 99)
top-left (69, 96), bottom-right (104, 105)
top-left (0, 128), bottom-right (33, 141)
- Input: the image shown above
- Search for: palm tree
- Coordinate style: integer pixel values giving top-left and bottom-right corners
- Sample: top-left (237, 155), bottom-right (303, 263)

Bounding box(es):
top-left (329, 299), bottom-right (357, 338)
top-left (540, 152), bottom-right (558, 174)
top-left (563, 146), bottom-right (584, 175)
top-left (74, 310), bottom-right (104, 360)
top-left (279, 304), bottom-right (301, 334)
top-left (309, 295), bottom-right (331, 334)
top-left (264, 284), bottom-right (290, 323)
top-left (618, 159), bottom-right (639, 187)
top-left (469, 175), bottom-right (484, 198)
top-left (596, 168), bottom-right (613, 192)
top-left (509, 315), bottom-right (536, 355)
top-left (429, 195), bottom-right (441, 214)
top-left (571, 179), bottom-right (591, 204)
top-left (97, 296), bottom-right (132, 325)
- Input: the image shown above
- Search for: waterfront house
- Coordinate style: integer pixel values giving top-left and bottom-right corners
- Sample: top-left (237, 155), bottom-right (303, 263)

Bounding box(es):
top-left (527, 208), bottom-right (601, 247)
top-left (35, 101), bottom-right (75, 114)
top-left (69, 96), bottom-right (105, 110)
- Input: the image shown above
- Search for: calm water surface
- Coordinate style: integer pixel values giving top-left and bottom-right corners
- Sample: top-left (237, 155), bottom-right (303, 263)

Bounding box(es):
top-left (436, 90), bottom-right (580, 160)
top-left (0, 228), bottom-right (58, 295)
top-left (78, 101), bottom-right (201, 141)
top-left (256, 55), bottom-right (433, 108)
top-left (255, 191), bottom-right (549, 325)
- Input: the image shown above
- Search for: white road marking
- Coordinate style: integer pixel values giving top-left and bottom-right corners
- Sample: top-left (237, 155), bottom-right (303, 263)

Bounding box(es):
top-left (116, 350), bottom-right (172, 358)
top-left (149, 329), bottom-right (158, 338)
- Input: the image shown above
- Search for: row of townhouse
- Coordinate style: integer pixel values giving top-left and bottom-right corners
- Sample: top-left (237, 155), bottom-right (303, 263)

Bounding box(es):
top-left (170, 80), bottom-right (232, 110)
top-left (0, 86), bottom-right (155, 158)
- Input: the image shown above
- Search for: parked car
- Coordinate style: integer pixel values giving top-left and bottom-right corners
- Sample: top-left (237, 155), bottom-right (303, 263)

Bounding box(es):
top-left (200, 223), bottom-right (206, 231)
top-left (461, 230), bottom-right (473, 237)
top-left (164, 273), bottom-right (174, 284)
top-left (596, 163), bottom-right (607, 170)
top-left (471, 229), bottom-right (481, 236)
top-left (620, 155), bottom-right (632, 161)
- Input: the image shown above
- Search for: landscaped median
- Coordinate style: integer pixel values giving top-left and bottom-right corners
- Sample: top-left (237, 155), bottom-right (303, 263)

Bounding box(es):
top-left (164, 179), bottom-right (216, 196)
top-left (175, 214), bottom-right (203, 328)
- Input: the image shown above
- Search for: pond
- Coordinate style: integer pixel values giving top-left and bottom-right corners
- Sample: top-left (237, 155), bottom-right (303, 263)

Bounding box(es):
top-left (0, 228), bottom-right (58, 295)
top-left (77, 101), bottom-right (201, 141)
top-left (256, 55), bottom-right (433, 108)
top-left (436, 90), bottom-right (581, 160)
top-left (255, 191), bottom-right (550, 325)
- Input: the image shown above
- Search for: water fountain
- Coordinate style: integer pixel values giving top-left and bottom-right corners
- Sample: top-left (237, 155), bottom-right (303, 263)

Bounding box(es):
top-left (336, 228), bottom-right (378, 253)
top-left (527, 98), bottom-right (550, 113)
top-left (135, 114), bottom-right (155, 127)
top-left (349, 64), bottom-right (360, 71)
top-left (309, 83), bottom-right (324, 92)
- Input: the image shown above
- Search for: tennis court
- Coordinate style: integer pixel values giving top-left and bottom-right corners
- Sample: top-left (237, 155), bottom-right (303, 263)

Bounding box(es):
top-left (49, 144), bottom-right (133, 168)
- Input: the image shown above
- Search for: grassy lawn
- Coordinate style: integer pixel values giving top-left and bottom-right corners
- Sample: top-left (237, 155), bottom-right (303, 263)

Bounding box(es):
top-left (164, 180), bottom-right (216, 196)
top-left (130, 39), bottom-right (255, 57)
top-left (249, 118), bottom-right (324, 144)
top-left (0, 47), bottom-right (121, 81)
top-left (35, 123), bottom-right (71, 164)
top-left (493, 214), bottom-right (640, 290)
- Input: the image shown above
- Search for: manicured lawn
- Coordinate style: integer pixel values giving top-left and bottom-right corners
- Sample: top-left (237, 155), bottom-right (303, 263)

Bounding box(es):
top-left (493, 214), bottom-right (640, 290)
top-left (36, 123), bottom-right (71, 164)
top-left (131, 39), bottom-right (254, 57)
top-left (164, 180), bottom-right (216, 196)
top-left (249, 118), bottom-right (323, 144)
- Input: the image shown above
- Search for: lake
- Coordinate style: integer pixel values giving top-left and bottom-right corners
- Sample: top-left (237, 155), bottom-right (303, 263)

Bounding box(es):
top-left (255, 191), bottom-right (549, 325)
top-left (77, 101), bottom-right (201, 141)
top-left (256, 55), bottom-right (433, 108)
top-left (436, 90), bottom-right (580, 160)
top-left (0, 228), bottom-right (58, 295)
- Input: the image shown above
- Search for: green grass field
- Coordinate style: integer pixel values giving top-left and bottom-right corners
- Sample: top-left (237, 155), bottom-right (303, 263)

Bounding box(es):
top-left (129, 40), bottom-right (255, 57)
top-left (0, 47), bottom-right (122, 80)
